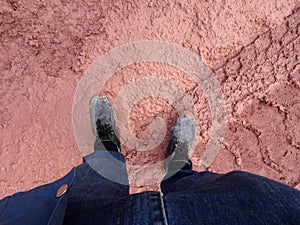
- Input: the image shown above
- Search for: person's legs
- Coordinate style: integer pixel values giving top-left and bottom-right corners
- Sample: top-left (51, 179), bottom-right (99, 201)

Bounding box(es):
top-left (160, 117), bottom-right (300, 224)
top-left (161, 115), bottom-right (200, 194)
top-left (160, 115), bottom-right (299, 224)
top-left (70, 151), bottom-right (129, 199)
top-left (161, 170), bottom-right (300, 225)
top-left (63, 153), bottom-right (129, 225)
top-left (63, 96), bottom-right (129, 224)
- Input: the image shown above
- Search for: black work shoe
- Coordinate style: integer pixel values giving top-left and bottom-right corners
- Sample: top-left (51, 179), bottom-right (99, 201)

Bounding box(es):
top-left (90, 96), bottom-right (121, 152)
top-left (164, 115), bottom-right (195, 173)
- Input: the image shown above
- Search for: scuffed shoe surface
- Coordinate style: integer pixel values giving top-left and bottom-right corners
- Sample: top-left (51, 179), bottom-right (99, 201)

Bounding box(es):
top-left (90, 96), bottom-right (121, 152)
top-left (165, 115), bottom-right (195, 172)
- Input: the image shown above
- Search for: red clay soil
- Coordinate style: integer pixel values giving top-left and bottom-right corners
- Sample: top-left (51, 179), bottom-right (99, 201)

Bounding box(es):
top-left (1, 0), bottom-right (300, 198)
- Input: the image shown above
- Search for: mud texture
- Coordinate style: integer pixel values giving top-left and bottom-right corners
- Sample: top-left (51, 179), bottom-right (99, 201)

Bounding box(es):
top-left (0, 0), bottom-right (299, 197)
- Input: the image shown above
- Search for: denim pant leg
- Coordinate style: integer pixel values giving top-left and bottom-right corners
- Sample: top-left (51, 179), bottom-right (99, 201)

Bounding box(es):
top-left (63, 151), bottom-right (129, 225)
top-left (161, 169), bottom-right (222, 194)
top-left (161, 170), bottom-right (300, 224)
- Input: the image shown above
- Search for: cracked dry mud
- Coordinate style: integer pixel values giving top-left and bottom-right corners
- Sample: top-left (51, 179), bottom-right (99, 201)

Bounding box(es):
top-left (0, 0), bottom-right (299, 197)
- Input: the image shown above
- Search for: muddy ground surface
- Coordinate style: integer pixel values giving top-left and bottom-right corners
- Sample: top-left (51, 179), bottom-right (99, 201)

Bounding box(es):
top-left (0, 0), bottom-right (299, 197)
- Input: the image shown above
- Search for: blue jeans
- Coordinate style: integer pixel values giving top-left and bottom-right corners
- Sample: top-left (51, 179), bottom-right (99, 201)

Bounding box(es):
top-left (63, 151), bottom-right (300, 225)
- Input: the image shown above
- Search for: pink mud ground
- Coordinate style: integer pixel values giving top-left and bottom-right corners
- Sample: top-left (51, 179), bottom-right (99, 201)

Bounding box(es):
top-left (1, 0), bottom-right (300, 198)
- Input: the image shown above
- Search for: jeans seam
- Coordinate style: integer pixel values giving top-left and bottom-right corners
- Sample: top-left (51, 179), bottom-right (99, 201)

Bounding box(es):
top-left (158, 192), bottom-right (169, 225)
